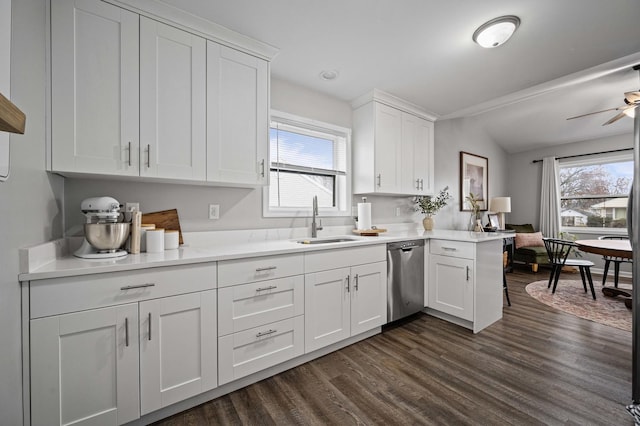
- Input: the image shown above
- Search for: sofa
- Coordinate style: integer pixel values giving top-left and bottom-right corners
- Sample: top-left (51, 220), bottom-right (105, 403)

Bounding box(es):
top-left (505, 223), bottom-right (548, 272)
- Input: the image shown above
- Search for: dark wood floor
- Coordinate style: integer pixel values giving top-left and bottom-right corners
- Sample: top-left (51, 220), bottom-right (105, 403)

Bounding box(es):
top-left (155, 266), bottom-right (633, 425)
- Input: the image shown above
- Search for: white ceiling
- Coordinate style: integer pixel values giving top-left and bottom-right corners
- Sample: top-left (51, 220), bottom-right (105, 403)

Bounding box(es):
top-left (163, 0), bottom-right (640, 153)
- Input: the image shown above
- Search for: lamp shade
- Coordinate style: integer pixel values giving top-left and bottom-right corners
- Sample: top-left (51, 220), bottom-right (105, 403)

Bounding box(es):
top-left (490, 197), bottom-right (511, 213)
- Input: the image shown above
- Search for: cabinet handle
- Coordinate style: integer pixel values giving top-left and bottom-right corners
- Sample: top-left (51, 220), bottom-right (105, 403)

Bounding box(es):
top-left (148, 312), bottom-right (152, 341)
top-left (256, 329), bottom-right (277, 338)
top-left (125, 317), bottom-right (129, 347)
top-left (146, 144), bottom-right (151, 168)
top-left (420, 179), bottom-right (424, 190)
top-left (466, 266), bottom-right (470, 281)
top-left (442, 247), bottom-right (458, 252)
top-left (120, 283), bottom-right (155, 291)
top-left (416, 179), bottom-right (420, 190)
top-left (377, 174), bottom-right (381, 187)
top-left (260, 159), bottom-right (265, 177)
top-left (256, 285), bottom-right (277, 292)
top-left (354, 274), bottom-right (359, 291)
top-left (127, 141), bottom-right (132, 167)
top-left (255, 266), bottom-right (277, 272)
top-left (346, 275), bottom-right (350, 293)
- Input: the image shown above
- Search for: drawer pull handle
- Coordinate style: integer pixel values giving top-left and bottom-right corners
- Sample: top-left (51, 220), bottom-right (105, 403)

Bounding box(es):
top-left (255, 266), bottom-right (277, 272)
top-left (127, 141), bottom-right (132, 167)
top-left (148, 312), bottom-right (152, 341)
top-left (260, 159), bottom-right (265, 177)
top-left (256, 329), bottom-right (277, 338)
top-left (377, 174), bottom-right (381, 187)
top-left (256, 285), bottom-right (277, 292)
top-left (442, 247), bottom-right (458, 252)
top-left (146, 144), bottom-right (151, 168)
top-left (466, 266), bottom-right (470, 281)
top-left (346, 275), bottom-right (350, 293)
top-left (125, 317), bottom-right (129, 347)
top-left (354, 274), bottom-right (359, 291)
top-left (120, 283), bottom-right (155, 290)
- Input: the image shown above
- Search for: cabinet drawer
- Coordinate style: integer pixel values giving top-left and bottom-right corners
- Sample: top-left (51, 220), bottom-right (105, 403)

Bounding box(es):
top-left (218, 254), bottom-right (303, 287)
top-left (304, 245), bottom-right (386, 273)
top-left (218, 275), bottom-right (304, 336)
top-left (29, 263), bottom-right (217, 319)
top-left (429, 240), bottom-right (475, 259)
top-left (218, 315), bottom-right (304, 385)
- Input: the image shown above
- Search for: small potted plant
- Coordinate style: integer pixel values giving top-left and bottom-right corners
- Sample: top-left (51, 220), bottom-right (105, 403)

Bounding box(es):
top-left (414, 186), bottom-right (452, 230)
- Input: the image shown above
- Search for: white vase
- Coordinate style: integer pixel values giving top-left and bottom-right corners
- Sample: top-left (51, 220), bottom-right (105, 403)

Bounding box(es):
top-left (423, 216), bottom-right (434, 231)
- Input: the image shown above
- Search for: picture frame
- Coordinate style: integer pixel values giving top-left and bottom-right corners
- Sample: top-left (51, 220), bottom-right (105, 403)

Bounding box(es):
top-left (460, 151), bottom-right (488, 211)
top-left (487, 213), bottom-right (500, 229)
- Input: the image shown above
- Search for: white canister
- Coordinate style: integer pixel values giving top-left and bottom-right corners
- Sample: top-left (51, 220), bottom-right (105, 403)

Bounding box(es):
top-left (146, 228), bottom-right (165, 253)
top-left (140, 224), bottom-right (156, 252)
top-left (164, 230), bottom-right (179, 250)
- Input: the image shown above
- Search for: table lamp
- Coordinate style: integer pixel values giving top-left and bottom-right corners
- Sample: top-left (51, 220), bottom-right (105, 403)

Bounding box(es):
top-left (490, 197), bottom-right (511, 230)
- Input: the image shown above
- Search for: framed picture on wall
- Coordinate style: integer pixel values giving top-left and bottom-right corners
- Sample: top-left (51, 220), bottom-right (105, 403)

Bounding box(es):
top-left (460, 151), bottom-right (488, 211)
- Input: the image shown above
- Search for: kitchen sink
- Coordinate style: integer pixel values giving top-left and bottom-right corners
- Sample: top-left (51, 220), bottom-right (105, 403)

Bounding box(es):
top-left (296, 237), bottom-right (359, 245)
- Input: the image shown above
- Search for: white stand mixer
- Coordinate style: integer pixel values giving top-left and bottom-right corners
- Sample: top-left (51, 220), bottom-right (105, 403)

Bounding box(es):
top-left (74, 196), bottom-right (129, 259)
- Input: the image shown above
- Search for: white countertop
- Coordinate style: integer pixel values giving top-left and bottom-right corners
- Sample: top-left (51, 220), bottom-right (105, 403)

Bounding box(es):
top-left (19, 227), bottom-right (510, 282)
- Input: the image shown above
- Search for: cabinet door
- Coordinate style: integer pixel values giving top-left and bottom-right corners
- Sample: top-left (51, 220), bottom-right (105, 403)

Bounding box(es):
top-left (428, 254), bottom-right (474, 321)
top-left (374, 103), bottom-right (402, 193)
top-left (30, 304), bottom-right (139, 426)
top-left (207, 42), bottom-right (269, 185)
top-left (51, 0), bottom-right (139, 175)
top-left (139, 291), bottom-right (217, 415)
top-left (140, 17), bottom-right (206, 180)
top-left (304, 267), bottom-right (351, 353)
top-left (401, 113), bottom-right (434, 195)
top-left (350, 262), bottom-right (387, 335)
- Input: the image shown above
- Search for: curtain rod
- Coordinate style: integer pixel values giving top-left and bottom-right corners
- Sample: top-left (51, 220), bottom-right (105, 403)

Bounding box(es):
top-left (531, 147), bottom-right (633, 164)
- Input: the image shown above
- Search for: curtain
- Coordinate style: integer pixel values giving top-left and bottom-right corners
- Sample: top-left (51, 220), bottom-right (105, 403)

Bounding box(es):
top-left (539, 156), bottom-right (560, 237)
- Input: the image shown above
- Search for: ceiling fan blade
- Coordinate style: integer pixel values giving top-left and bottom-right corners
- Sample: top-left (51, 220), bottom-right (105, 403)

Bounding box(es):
top-left (566, 107), bottom-right (620, 120)
top-left (602, 111), bottom-right (627, 126)
top-left (625, 91), bottom-right (640, 104)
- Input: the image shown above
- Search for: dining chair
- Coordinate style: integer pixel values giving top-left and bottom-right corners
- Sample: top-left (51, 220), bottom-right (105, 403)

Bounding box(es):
top-left (598, 235), bottom-right (632, 288)
top-left (543, 238), bottom-right (596, 299)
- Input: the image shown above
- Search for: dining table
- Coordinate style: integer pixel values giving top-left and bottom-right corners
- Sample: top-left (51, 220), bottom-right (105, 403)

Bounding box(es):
top-left (575, 239), bottom-right (632, 308)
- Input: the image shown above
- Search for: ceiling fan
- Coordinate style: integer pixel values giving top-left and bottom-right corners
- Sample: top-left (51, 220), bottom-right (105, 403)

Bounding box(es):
top-left (566, 65), bottom-right (640, 126)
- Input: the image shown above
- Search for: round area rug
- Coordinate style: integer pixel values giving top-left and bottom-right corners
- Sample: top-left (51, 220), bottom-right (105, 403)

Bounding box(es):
top-left (525, 279), bottom-right (632, 332)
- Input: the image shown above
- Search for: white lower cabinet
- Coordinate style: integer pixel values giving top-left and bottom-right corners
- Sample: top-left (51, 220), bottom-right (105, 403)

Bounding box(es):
top-left (31, 304), bottom-right (140, 426)
top-left (27, 263), bottom-right (217, 425)
top-left (304, 261), bottom-right (387, 353)
top-left (217, 255), bottom-right (305, 385)
top-left (426, 239), bottom-right (503, 333)
top-left (140, 291), bottom-right (217, 415)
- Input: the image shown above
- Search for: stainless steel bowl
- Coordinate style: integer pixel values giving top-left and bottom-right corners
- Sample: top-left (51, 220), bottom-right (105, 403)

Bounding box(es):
top-left (84, 222), bottom-right (130, 252)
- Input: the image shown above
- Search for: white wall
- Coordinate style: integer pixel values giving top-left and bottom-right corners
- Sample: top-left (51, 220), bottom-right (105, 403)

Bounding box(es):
top-left (432, 116), bottom-right (509, 230)
top-left (507, 132), bottom-right (633, 227)
top-left (1, 0), bottom-right (65, 423)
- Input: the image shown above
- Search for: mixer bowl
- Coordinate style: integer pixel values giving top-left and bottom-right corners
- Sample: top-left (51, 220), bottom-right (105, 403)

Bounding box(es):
top-left (84, 223), bottom-right (130, 252)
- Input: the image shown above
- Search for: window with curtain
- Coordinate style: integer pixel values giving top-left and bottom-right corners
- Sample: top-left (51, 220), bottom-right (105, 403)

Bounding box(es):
top-left (559, 155), bottom-right (633, 229)
top-left (264, 111), bottom-right (351, 217)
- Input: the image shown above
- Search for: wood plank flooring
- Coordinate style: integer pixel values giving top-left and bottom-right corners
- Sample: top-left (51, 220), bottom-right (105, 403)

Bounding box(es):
top-left (154, 267), bottom-right (633, 425)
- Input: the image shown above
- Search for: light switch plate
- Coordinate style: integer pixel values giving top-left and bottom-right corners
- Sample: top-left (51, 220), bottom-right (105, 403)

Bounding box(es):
top-left (208, 204), bottom-right (220, 220)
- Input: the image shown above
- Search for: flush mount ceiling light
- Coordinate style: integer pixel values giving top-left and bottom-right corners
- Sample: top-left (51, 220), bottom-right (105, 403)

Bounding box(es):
top-left (319, 70), bottom-right (339, 81)
top-left (472, 15), bottom-right (520, 48)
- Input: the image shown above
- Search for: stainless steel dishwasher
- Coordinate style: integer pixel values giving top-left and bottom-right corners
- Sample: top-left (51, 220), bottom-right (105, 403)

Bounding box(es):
top-left (387, 239), bottom-right (425, 322)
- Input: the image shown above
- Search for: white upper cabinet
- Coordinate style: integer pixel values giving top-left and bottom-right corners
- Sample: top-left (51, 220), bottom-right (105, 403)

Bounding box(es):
top-left (207, 42), bottom-right (269, 186)
top-left (140, 17), bottom-right (207, 181)
top-left (50, 0), bottom-right (140, 176)
top-left (352, 89), bottom-right (435, 196)
top-left (49, 0), bottom-right (272, 186)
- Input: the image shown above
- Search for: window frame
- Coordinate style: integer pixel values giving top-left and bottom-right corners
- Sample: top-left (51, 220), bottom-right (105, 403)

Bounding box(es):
top-left (558, 152), bottom-right (632, 234)
top-left (263, 110), bottom-right (352, 218)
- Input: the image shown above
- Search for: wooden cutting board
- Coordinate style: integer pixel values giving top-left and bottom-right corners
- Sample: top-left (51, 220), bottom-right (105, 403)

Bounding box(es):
top-left (141, 209), bottom-right (184, 245)
top-left (352, 228), bottom-right (387, 237)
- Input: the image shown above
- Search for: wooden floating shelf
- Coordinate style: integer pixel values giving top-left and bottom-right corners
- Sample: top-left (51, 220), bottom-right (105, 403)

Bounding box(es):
top-left (0, 92), bottom-right (26, 134)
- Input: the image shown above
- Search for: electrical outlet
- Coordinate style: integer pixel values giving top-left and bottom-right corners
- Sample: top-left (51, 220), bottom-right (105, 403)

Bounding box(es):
top-left (125, 202), bottom-right (139, 212)
top-left (208, 204), bottom-right (220, 220)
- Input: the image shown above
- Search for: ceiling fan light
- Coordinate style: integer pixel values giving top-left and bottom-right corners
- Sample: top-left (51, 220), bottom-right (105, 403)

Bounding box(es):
top-left (473, 16), bottom-right (520, 48)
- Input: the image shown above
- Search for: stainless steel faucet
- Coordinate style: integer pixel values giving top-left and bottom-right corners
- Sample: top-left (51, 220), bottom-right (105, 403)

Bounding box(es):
top-left (311, 195), bottom-right (323, 237)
